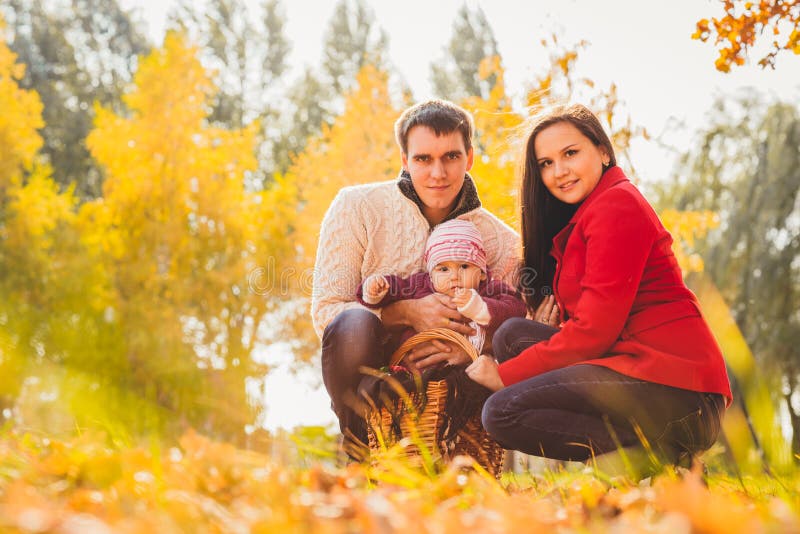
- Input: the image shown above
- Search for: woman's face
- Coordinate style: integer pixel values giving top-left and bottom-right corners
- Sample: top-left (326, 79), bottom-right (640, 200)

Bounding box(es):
top-left (533, 121), bottom-right (609, 204)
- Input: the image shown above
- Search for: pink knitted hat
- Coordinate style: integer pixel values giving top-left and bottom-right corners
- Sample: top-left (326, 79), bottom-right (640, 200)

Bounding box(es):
top-left (424, 219), bottom-right (487, 273)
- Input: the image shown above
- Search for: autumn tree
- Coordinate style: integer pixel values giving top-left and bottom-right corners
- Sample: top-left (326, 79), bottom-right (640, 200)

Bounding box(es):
top-left (0, 17), bottom-right (45, 412)
top-left (269, 66), bottom-right (336, 176)
top-left (289, 65), bottom-right (401, 270)
top-left (277, 0), bottom-right (392, 177)
top-left (168, 0), bottom-right (292, 186)
top-left (1, 0), bottom-right (147, 199)
top-left (694, 0), bottom-right (800, 71)
top-left (278, 64), bottom-right (402, 360)
top-left (0, 19), bottom-right (42, 184)
top-left (523, 35), bottom-right (647, 181)
top-left (654, 93), bottom-right (800, 458)
top-left (322, 0), bottom-right (388, 95)
top-left (0, 18), bottom-right (102, 433)
top-left (261, 0), bottom-right (391, 182)
top-left (84, 32), bottom-right (296, 440)
top-left (430, 4), bottom-right (501, 102)
top-left (463, 57), bottom-right (524, 227)
top-left (459, 37), bottom-right (647, 227)
top-left (169, 0), bottom-right (290, 129)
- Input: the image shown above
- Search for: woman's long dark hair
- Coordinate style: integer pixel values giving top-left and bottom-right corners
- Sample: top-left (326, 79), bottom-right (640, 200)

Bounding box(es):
top-left (518, 104), bottom-right (617, 310)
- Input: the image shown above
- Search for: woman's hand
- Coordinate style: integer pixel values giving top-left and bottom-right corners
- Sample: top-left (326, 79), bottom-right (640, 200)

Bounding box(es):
top-left (404, 340), bottom-right (472, 371)
top-left (533, 294), bottom-right (560, 327)
top-left (466, 355), bottom-right (505, 392)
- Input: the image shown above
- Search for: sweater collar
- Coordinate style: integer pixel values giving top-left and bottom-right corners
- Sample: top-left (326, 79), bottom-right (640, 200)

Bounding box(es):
top-left (396, 170), bottom-right (482, 226)
top-left (567, 166), bottom-right (628, 224)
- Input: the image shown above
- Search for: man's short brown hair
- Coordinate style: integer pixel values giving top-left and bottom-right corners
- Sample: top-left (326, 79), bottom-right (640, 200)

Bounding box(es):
top-left (394, 99), bottom-right (474, 154)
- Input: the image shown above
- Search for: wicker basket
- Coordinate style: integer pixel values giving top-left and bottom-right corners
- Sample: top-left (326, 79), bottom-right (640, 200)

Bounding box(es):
top-left (364, 328), bottom-right (505, 478)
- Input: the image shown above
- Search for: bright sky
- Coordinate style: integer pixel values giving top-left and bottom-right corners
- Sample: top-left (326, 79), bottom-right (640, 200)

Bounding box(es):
top-left (126, 0), bottom-right (800, 172)
top-left (123, 0), bottom-right (800, 432)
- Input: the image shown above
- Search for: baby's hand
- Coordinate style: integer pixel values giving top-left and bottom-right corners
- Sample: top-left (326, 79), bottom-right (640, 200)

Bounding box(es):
top-left (364, 274), bottom-right (389, 299)
top-left (452, 287), bottom-right (472, 307)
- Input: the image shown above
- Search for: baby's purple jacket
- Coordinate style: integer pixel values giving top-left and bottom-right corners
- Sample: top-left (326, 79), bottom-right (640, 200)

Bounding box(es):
top-left (356, 272), bottom-right (527, 341)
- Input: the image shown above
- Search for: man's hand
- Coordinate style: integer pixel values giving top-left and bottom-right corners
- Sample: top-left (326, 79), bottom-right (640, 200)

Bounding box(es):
top-left (466, 355), bottom-right (505, 392)
top-left (533, 294), bottom-right (560, 327)
top-left (404, 339), bottom-right (473, 371)
top-left (384, 293), bottom-right (476, 337)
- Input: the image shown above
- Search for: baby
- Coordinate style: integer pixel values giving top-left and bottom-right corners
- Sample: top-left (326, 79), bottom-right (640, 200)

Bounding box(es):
top-left (357, 219), bottom-right (526, 353)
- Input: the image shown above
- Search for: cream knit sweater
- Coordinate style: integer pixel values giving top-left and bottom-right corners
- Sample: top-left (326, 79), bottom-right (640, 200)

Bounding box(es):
top-left (311, 179), bottom-right (520, 339)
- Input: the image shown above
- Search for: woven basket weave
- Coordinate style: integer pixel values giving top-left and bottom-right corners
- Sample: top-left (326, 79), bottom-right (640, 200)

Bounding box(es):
top-left (365, 328), bottom-right (505, 478)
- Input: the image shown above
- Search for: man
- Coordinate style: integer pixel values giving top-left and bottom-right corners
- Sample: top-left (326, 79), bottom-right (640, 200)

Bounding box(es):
top-left (311, 99), bottom-right (519, 458)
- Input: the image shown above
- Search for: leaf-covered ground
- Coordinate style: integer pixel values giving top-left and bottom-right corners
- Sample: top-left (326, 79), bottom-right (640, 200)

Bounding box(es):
top-left (0, 430), bottom-right (797, 533)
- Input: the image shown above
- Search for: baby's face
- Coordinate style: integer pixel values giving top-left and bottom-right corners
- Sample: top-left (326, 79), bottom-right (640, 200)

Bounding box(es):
top-left (429, 260), bottom-right (485, 296)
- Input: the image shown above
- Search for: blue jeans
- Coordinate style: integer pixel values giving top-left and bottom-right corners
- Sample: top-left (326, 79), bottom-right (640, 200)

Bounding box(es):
top-left (482, 318), bottom-right (725, 463)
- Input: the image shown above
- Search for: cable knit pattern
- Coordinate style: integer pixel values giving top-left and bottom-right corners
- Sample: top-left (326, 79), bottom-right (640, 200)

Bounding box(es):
top-left (311, 179), bottom-right (520, 339)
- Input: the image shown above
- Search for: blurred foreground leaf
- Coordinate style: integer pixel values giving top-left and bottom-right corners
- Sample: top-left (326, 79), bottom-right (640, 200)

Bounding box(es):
top-left (0, 429), bottom-right (796, 532)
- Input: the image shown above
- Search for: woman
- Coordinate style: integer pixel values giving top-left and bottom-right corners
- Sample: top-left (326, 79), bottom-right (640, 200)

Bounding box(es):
top-left (465, 104), bottom-right (732, 475)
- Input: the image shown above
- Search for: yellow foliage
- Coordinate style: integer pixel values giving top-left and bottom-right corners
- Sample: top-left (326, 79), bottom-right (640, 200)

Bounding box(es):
top-left (86, 31), bottom-right (270, 310)
top-left (0, 328), bottom-right (25, 402)
top-left (0, 20), bottom-right (100, 413)
top-left (0, 163), bottom-right (80, 314)
top-left (694, 0), bottom-right (800, 71)
top-left (660, 209), bottom-right (720, 274)
top-left (462, 46), bottom-right (646, 228)
top-left (525, 37), bottom-right (589, 111)
top-left (286, 64), bottom-right (401, 273)
top-left (463, 57), bottom-right (525, 228)
top-left (81, 31), bottom-right (295, 437)
top-left (0, 22), bottom-right (83, 311)
top-left (522, 38), bottom-right (647, 180)
top-left (6, 165), bottom-right (76, 247)
top-left (0, 20), bottom-right (44, 185)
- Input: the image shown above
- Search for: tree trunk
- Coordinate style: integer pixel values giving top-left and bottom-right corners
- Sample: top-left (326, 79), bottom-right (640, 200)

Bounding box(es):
top-left (785, 371), bottom-right (800, 459)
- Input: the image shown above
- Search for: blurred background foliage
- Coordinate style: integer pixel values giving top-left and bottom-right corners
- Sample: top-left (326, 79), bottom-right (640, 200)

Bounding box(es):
top-left (0, 0), bottom-right (797, 478)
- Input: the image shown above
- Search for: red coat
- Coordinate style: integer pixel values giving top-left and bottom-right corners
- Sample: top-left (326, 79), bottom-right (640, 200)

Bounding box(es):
top-left (498, 167), bottom-right (732, 404)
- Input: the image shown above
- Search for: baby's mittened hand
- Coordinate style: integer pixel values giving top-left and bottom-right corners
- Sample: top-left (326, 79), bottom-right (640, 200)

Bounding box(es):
top-left (455, 288), bottom-right (490, 325)
top-left (365, 274), bottom-right (389, 299)
top-left (452, 287), bottom-right (471, 307)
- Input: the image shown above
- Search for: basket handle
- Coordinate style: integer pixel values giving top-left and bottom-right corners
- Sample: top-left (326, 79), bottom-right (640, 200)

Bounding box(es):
top-left (388, 327), bottom-right (479, 366)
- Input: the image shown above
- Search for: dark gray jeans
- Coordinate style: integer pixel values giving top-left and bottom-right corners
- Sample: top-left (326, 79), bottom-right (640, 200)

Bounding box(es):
top-left (483, 317), bottom-right (725, 463)
top-left (321, 309), bottom-right (394, 449)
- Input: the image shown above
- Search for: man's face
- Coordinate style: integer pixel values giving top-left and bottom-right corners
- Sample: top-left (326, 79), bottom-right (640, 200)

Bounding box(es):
top-left (402, 125), bottom-right (474, 226)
